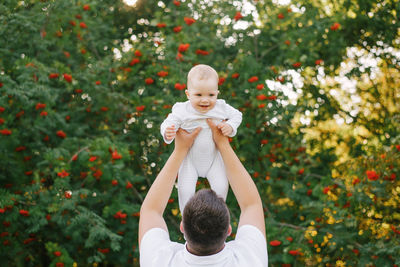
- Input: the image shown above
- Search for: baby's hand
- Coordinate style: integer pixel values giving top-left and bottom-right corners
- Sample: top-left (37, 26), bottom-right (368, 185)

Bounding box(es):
top-left (217, 122), bottom-right (233, 136)
top-left (165, 125), bottom-right (177, 141)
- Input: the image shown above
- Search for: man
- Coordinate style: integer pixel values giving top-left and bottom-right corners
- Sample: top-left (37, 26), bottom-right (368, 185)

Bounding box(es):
top-left (139, 119), bottom-right (268, 266)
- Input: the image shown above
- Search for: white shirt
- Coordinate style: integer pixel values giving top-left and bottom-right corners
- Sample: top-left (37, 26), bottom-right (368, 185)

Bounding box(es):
top-left (160, 99), bottom-right (242, 144)
top-left (140, 225), bottom-right (268, 267)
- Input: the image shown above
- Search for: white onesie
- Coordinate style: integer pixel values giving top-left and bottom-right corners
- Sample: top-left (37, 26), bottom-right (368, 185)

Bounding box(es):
top-left (160, 99), bottom-right (242, 212)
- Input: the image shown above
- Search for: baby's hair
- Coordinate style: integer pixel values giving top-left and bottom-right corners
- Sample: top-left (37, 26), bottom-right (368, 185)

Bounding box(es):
top-left (187, 64), bottom-right (219, 89)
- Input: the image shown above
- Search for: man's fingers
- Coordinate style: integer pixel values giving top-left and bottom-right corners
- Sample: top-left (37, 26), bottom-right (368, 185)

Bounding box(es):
top-left (176, 127), bottom-right (201, 137)
top-left (206, 119), bottom-right (217, 129)
top-left (176, 128), bottom-right (189, 135)
top-left (191, 127), bottom-right (202, 138)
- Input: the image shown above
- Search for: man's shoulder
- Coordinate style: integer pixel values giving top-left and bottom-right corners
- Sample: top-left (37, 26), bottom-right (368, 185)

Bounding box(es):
top-left (226, 225), bottom-right (268, 259)
top-left (229, 225), bottom-right (265, 243)
top-left (140, 228), bottom-right (185, 266)
top-left (223, 225), bottom-right (268, 266)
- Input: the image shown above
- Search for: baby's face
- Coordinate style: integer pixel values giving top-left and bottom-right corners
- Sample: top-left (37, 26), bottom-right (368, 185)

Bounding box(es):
top-left (186, 78), bottom-right (219, 114)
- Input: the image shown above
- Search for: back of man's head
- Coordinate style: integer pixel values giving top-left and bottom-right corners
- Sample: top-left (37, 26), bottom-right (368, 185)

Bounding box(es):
top-left (182, 189), bottom-right (230, 255)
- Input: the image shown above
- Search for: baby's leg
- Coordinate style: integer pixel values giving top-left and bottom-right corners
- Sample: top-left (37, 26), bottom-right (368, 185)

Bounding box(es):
top-left (178, 155), bottom-right (199, 214)
top-left (206, 152), bottom-right (229, 201)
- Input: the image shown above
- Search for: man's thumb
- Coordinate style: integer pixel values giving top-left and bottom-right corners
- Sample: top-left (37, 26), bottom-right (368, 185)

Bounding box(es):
top-left (206, 119), bottom-right (216, 129)
top-left (191, 127), bottom-right (202, 138)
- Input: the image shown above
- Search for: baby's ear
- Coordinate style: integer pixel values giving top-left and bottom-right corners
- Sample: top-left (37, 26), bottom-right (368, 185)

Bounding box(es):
top-left (185, 90), bottom-right (190, 99)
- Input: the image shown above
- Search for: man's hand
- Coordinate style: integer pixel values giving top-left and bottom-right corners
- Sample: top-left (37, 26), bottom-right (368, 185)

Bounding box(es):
top-left (165, 125), bottom-right (176, 141)
top-left (174, 127), bottom-right (202, 153)
top-left (217, 122), bottom-right (233, 136)
top-left (206, 119), bottom-right (229, 148)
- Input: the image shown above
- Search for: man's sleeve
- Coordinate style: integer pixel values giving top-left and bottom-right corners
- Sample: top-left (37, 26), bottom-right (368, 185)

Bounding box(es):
top-left (160, 103), bottom-right (183, 144)
top-left (234, 225), bottom-right (268, 266)
top-left (139, 228), bottom-right (172, 266)
top-left (223, 102), bottom-right (242, 137)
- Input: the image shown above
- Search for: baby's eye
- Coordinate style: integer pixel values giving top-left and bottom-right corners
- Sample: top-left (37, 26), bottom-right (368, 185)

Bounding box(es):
top-left (209, 94), bottom-right (215, 96)
top-left (195, 94), bottom-right (202, 96)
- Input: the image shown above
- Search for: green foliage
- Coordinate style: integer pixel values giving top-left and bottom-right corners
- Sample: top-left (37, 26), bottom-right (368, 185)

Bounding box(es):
top-left (0, 0), bottom-right (399, 266)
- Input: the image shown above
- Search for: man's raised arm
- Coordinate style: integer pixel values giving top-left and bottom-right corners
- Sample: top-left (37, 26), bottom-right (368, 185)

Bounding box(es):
top-left (138, 127), bottom-right (201, 246)
top-left (209, 119), bottom-right (265, 236)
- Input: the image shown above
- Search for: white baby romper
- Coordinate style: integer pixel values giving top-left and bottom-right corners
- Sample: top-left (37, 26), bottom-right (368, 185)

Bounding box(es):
top-left (160, 99), bottom-right (242, 212)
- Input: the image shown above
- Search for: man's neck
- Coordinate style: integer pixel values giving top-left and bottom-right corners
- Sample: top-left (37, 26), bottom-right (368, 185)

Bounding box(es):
top-left (186, 243), bottom-right (225, 256)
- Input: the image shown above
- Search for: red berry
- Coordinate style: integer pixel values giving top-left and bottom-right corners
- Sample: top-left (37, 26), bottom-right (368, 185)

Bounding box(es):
top-left (54, 251), bottom-right (62, 257)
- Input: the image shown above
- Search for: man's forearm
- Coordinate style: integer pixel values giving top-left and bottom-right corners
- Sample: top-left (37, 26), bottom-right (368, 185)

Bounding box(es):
top-left (217, 142), bottom-right (262, 210)
top-left (140, 149), bottom-right (187, 215)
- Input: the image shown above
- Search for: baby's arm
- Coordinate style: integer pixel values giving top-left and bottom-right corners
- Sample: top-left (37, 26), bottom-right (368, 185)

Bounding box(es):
top-left (217, 122), bottom-right (233, 136)
top-left (222, 102), bottom-right (242, 137)
top-left (160, 104), bottom-right (183, 144)
top-left (165, 125), bottom-right (176, 141)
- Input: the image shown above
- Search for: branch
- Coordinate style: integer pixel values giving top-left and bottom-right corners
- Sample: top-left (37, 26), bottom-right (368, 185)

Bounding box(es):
top-left (132, 185), bottom-right (144, 203)
top-left (166, 213), bottom-right (180, 232)
top-left (273, 221), bottom-right (307, 231)
top-left (261, 43), bottom-right (279, 58)
top-left (254, 34), bottom-right (259, 62)
top-left (68, 146), bottom-right (89, 163)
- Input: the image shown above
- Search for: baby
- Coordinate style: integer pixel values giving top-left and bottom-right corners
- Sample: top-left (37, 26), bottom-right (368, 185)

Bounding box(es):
top-left (160, 64), bottom-right (242, 212)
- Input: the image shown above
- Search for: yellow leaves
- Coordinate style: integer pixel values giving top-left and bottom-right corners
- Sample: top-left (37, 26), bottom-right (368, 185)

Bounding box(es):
top-left (367, 209), bottom-right (375, 218)
top-left (332, 169), bottom-right (340, 178)
top-left (321, 236), bottom-right (329, 246)
top-left (347, 9), bottom-right (357, 19)
top-left (336, 260), bottom-right (346, 267)
top-left (275, 197), bottom-right (295, 206)
top-left (366, 209), bottom-right (383, 219)
top-left (375, 228), bottom-right (389, 239)
top-left (305, 227), bottom-right (318, 239)
top-left (171, 208), bottom-right (179, 216)
top-left (326, 215), bottom-right (335, 225)
top-left (320, 232), bottom-right (333, 247)
top-left (393, 213), bottom-right (400, 220)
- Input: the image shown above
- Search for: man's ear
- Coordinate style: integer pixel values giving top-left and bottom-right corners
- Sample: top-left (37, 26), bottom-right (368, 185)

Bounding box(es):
top-left (227, 224), bottom-right (232, 237)
top-left (185, 90), bottom-right (190, 100)
top-left (180, 221), bottom-right (187, 240)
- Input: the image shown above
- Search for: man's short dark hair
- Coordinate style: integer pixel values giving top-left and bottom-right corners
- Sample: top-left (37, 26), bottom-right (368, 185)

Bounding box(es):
top-left (182, 189), bottom-right (230, 255)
